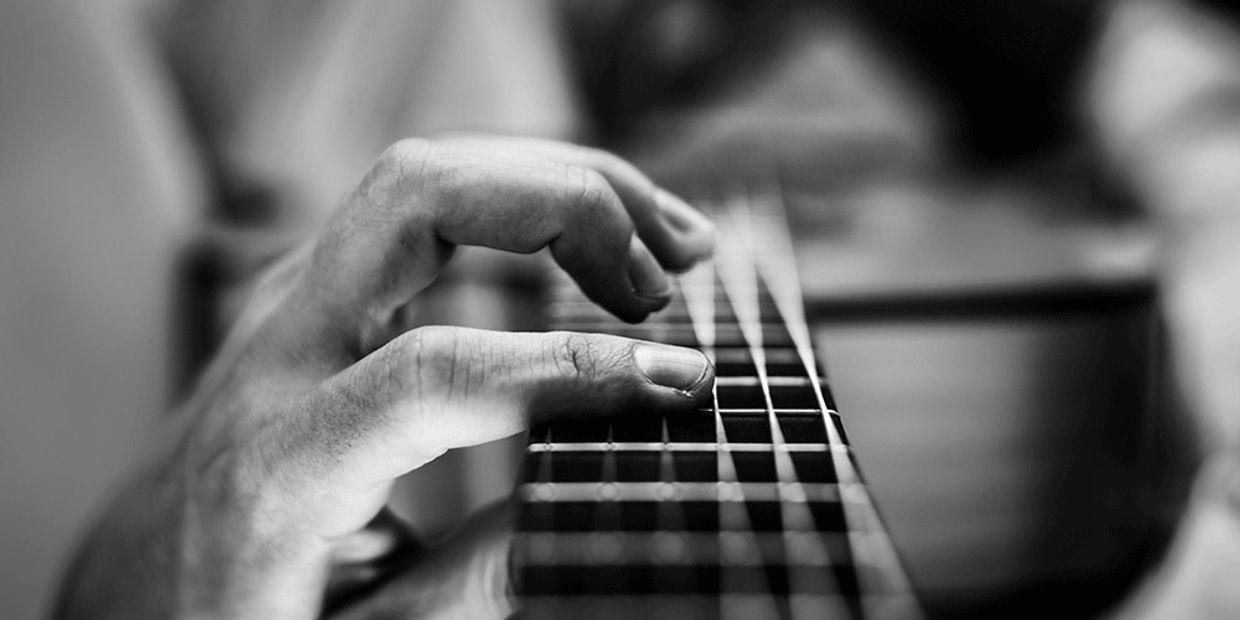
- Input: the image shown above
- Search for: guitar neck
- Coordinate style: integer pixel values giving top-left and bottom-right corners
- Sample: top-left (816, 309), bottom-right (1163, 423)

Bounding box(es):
top-left (514, 189), bottom-right (921, 619)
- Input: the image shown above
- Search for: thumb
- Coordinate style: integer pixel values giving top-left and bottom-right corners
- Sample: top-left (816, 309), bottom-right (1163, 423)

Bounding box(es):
top-left (297, 327), bottom-right (714, 496)
top-left (326, 501), bottom-right (517, 620)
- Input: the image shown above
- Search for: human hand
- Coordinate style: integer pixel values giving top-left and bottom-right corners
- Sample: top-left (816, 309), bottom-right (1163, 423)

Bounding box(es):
top-left (53, 136), bottom-right (716, 619)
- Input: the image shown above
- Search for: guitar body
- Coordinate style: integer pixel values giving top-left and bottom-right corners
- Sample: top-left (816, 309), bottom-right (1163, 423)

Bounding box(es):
top-left (513, 190), bottom-right (921, 619)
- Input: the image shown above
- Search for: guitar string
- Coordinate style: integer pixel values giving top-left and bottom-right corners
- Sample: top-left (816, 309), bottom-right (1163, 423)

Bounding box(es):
top-left (681, 197), bottom-right (782, 619)
top-left (651, 279), bottom-right (691, 576)
top-left (666, 194), bottom-right (846, 617)
top-left (757, 182), bottom-right (923, 617)
top-left (714, 195), bottom-right (792, 620)
top-left (729, 187), bottom-right (848, 617)
top-left (524, 187), bottom-right (920, 618)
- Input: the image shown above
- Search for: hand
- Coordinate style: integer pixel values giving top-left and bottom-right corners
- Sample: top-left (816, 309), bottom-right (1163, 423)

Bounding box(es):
top-left (52, 136), bottom-right (716, 619)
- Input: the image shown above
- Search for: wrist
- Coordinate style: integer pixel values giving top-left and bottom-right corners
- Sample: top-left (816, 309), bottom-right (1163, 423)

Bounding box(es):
top-left (179, 468), bottom-right (336, 619)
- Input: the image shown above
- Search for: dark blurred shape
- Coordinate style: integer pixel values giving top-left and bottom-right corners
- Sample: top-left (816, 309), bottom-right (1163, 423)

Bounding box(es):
top-left (567, 0), bottom-right (1106, 168)
top-left (854, 1), bottom-right (1103, 166)
top-left (563, 0), bottom-right (796, 142)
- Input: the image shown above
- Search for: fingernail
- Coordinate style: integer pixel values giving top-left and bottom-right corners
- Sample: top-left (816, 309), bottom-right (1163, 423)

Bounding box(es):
top-left (628, 236), bottom-right (671, 301)
top-left (634, 343), bottom-right (711, 391)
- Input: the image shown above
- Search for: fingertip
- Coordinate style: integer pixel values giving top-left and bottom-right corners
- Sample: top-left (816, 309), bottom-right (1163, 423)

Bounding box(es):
top-left (330, 528), bottom-right (402, 564)
top-left (694, 216), bottom-right (717, 257)
top-left (654, 189), bottom-right (716, 269)
top-left (655, 189), bottom-right (715, 237)
top-left (687, 355), bottom-right (716, 403)
top-left (615, 306), bottom-right (652, 324)
top-left (627, 236), bottom-right (672, 298)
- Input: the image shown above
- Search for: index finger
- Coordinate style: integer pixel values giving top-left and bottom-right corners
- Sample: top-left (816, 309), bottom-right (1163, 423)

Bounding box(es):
top-left (293, 139), bottom-right (684, 359)
top-left (441, 135), bottom-right (716, 271)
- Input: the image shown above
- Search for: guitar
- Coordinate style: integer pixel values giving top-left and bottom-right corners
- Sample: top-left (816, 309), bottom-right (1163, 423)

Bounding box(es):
top-left (512, 187), bottom-right (922, 619)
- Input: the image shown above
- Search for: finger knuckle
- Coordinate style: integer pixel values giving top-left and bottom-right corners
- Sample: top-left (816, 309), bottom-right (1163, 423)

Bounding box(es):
top-left (390, 326), bottom-right (458, 389)
top-left (375, 329), bottom-right (427, 409)
top-left (558, 332), bottom-right (598, 382)
top-left (571, 167), bottom-right (614, 215)
top-left (383, 138), bottom-right (435, 173)
top-left (367, 138), bottom-right (439, 198)
top-left (553, 331), bottom-right (628, 384)
top-left (565, 168), bottom-right (631, 237)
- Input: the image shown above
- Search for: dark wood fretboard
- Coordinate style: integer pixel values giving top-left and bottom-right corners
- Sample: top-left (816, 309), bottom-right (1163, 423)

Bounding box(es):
top-left (513, 189), bottom-right (921, 619)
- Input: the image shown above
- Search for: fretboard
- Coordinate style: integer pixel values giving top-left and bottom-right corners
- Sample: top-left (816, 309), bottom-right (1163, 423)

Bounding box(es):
top-left (513, 189), bottom-right (921, 619)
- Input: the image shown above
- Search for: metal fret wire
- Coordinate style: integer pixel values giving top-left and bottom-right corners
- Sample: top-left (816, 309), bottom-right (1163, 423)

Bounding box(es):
top-left (525, 441), bottom-right (842, 453)
top-left (518, 187), bottom-right (922, 619)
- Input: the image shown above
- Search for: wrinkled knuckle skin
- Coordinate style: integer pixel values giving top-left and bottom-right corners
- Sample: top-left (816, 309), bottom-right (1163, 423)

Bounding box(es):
top-left (557, 332), bottom-right (599, 384)
top-left (554, 332), bottom-right (628, 385)
top-left (382, 138), bottom-right (435, 178)
top-left (389, 326), bottom-right (460, 401)
top-left (533, 333), bottom-right (640, 418)
top-left (313, 139), bottom-right (438, 276)
top-left (360, 138), bottom-right (438, 202)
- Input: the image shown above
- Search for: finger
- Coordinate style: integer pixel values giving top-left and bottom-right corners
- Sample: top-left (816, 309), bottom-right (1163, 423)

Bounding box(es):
top-left (295, 326), bottom-right (713, 490)
top-left (655, 187), bottom-right (716, 252)
top-left (329, 507), bottom-right (422, 565)
top-left (303, 139), bottom-right (670, 347)
top-left (508, 138), bottom-right (717, 266)
top-left (572, 151), bottom-right (716, 272)
top-left (327, 502), bottom-right (515, 620)
top-left (443, 135), bottom-right (716, 270)
top-left (325, 507), bottom-right (423, 609)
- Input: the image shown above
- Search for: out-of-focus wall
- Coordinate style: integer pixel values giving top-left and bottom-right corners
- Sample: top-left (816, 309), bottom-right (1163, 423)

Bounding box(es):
top-left (0, 1), bottom-right (199, 618)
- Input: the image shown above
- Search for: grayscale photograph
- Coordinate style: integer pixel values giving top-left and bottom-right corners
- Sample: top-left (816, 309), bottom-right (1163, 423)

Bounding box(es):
top-left (2, 1), bottom-right (1239, 618)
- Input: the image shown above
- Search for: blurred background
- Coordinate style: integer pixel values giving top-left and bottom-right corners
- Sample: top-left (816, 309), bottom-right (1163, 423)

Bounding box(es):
top-left (5, 0), bottom-right (1240, 618)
